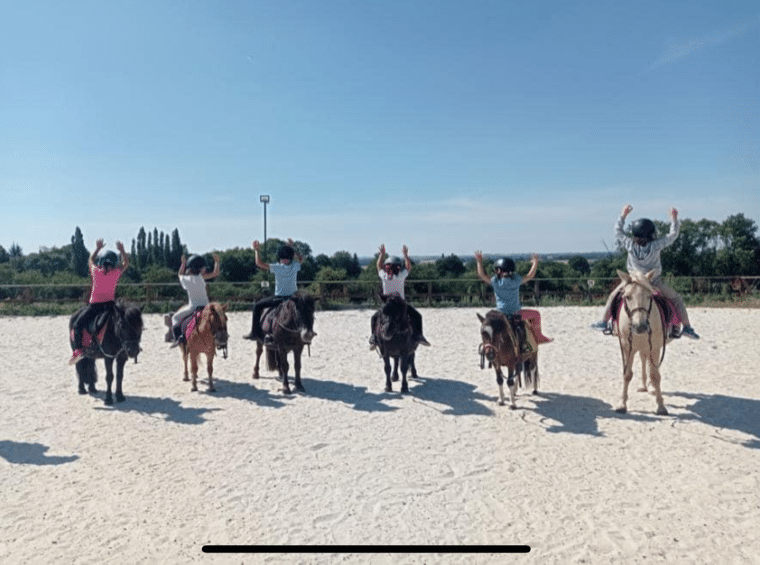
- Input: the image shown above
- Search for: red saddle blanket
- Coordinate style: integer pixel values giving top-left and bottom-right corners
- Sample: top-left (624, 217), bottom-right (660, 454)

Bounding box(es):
top-left (609, 291), bottom-right (682, 332)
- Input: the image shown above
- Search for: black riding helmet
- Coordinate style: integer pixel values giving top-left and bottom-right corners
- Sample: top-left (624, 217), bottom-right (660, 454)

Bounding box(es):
top-left (494, 257), bottom-right (516, 273)
top-left (631, 218), bottom-right (657, 242)
top-left (98, 251), bottom-right (119, 269)
top-left (384, 256), bottom-right (404, 274)
top-left (187, 255), bottom-right (206, 273)
top-left (277, 245), bottom-right (295, 262)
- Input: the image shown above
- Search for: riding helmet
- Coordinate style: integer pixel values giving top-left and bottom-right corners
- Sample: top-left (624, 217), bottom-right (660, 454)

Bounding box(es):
top-left (384, 256), bottom-right (404, 267)
top-left (631, 218), bottom-right (657, 242)
top-left (187, 255), bottom-right (206, 273)
top-left (277, 245), bottom-right (295, 261)
top-left (98, 251), bottom-right (119, 268)
top-left (494, 258), bottom-right (516, 273)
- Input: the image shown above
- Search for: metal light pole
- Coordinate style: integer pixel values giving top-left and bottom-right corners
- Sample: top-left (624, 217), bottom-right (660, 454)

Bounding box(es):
top-left (260, 195), bottom-right (270, 245)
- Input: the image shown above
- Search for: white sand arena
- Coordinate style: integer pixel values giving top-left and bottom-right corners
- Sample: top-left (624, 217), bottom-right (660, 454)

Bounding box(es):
top-left (1, 306), bottom-right (759, 564)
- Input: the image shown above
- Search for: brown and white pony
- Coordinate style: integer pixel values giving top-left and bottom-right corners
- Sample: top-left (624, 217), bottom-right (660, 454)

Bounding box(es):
top-left (179, 302), bottom-right (229, 393)
top-left (613, 270), bottom-right (672, 415)
top-left (477, 310), bottom-right (539, 408)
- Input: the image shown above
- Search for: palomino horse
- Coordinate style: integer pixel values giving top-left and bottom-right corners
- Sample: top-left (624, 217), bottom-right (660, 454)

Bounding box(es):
top-left (613, 270), bottom-right (673, 415)
top-left (477, 310), bottom-right (539, 408)
top-left (69, 301), bottom-right (143, 405)
top-left (252, 293), bottom-right (316, 394)
top-left (373, 295), bottom-right (417, 393)
top-left (179, 302), bottom-right (229, 393)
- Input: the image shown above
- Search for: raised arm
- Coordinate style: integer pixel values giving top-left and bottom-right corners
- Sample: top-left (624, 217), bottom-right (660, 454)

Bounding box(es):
top-left (474, 251), bottom-right (492, 285)
top-left (203, 254), bottom-right (221, 280)
top-left (115, 241), bottom-right (129, 272)
top-left (376, 244), bottom-right (386, 272)
top-left (522, 253), bottom-right (539, 284)
top-left (402, 245), bottom-right (412, 274)
top-left (252, 240), bottom-right (270, 271)
top-left (178, 254), bottom-right (187, 276)
top-left (89, 239), bottom-right (105, 269)
top-left (287, 239), bottom-right (303, 263)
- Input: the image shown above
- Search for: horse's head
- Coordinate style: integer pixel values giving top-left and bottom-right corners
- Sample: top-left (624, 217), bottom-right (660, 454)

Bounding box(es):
top-left (115, 302), bottom-right (144, 361)
top-left (477, 311), bottom-right (508, 363)
top-left (379, 295), bottom-right (409, 340)
top-left (293, 293), bottom-right (317, 343)
top-left (205, 303), bottom-right (229, 352)
top-left (618, 270), bottom-right (656, 334)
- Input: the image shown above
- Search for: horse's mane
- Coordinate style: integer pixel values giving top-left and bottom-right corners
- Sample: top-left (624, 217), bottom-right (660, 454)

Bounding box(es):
top-left (626, 271), bottom-right (656, 294)
top-left (277, 293), bottom-right (315, 328)
top-left (381, 294), bottom-right (407, 317)
top-left (115, 299), bottom-right (143, 329)
top-left (484, 310), bottom-right (508, 334)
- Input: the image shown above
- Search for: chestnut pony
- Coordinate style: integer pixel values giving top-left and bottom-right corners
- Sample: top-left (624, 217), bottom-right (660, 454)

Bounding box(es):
top-left (179, 302), bottom-right (229, 393)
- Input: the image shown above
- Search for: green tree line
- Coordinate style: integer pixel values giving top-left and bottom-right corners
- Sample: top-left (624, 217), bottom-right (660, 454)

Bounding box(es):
top-left (1, 214), bottom-right (758, 301)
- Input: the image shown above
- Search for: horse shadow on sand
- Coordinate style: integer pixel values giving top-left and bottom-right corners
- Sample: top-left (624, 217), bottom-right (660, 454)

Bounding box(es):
top-left (519, 392), bottom-right (660, 437)
top-left (295, 376), bottom-right (400, 413)
top-left (94, 394), bottom-right (222, 425)
top-left (670, 392), bottom-right (760, 449)
top-left (0, 440), bottom-right (79, 466)
top-left (406, 375), bottom-right (496, 417)
top-left (207, 376), bottom-right (295, 410)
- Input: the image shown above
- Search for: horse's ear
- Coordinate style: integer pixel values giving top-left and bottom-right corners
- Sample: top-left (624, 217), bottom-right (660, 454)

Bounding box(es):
top-left (644, 269), bottom-right (657, 282)
top-left (477, 313), bottom-right (485, 323)
top-left (221, 303), bottom-right (228, 312)
top-left (617, 270), bottom-right (631, 283)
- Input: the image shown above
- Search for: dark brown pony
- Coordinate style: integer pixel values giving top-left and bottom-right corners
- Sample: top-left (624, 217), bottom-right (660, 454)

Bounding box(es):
top-left (373, 295), bottom-right (417, 393)
top-left (179, 302), bottom-right (229, 393)
top-left (69, 301), bottom-right (143, 405)
top-left (252, 293), bottom-right (317, 394)
top-left (477, 310), bottom-right (539, 408)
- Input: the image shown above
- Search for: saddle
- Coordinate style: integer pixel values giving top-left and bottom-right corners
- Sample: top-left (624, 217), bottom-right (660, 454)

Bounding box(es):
top-left (609, 290), bottom-right (681, 337)
top-left (164, 307), bottom-right (204, 343)
top-left (506, 314), bottom-right (536, 356)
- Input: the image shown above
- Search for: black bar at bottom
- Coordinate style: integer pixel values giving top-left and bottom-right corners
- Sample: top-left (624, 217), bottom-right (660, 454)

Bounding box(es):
top-left (202, 545), bottom-right (530, 554)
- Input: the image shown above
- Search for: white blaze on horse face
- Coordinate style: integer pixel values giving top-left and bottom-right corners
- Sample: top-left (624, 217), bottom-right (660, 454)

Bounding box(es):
top-left (482, 325), bottom-right (494, 341)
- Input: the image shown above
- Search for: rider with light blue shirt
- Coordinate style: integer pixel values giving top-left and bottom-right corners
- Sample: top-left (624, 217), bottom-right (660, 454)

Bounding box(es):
top-left (243, 238), bottom-right (303, 344)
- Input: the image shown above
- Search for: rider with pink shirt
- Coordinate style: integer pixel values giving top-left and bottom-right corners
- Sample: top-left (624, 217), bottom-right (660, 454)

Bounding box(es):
top-left (69, 239), bottom-right (129, 365)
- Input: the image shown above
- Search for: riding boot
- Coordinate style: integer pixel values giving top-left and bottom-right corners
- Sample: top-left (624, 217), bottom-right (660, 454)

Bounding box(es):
top-left (169, 325), bottom-right (183, 348)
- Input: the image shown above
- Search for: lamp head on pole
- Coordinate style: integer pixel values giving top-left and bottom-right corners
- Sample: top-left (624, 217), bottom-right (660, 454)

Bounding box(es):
top-left (260, 195), bottom-right (270, 203)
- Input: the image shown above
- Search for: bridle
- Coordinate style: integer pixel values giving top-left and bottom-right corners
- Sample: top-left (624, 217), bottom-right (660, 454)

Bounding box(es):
top-left (207, 305), bottom-right (229, 360)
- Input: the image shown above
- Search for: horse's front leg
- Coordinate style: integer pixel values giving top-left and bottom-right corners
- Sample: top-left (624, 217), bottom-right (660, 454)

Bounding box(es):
top-left (400, 354), bottom-right (410, 394)
top-left (206, 350), bottom-right (216, 393)
top-left (104, 357), bottom-right (115, 405)
top-left (190, 352), bottom-right (200, 392)
top-left (114, 354), bottom-right (127, 403)
top-left (292, 347), bottom-right (305, 392)
top-left (253, 341), bottom-right (263, 380)
top-left (181, 344), bottom-right (190, 382)
top-left (637, 352), bottom-right (649, 392)
top-left (648, 355), bottom-right (668, 416)
top-left (506, 365), bottom-right (517, 409)
top-left (616, 344), bottom-right (636, 413)
top-left (391, 356), bottom-right (400, 382)
top-left (384, 355), bottom-right (393, 392)
top-left (409, 351), bottom-right (418, 379)
top-left (279, 349), bottom-right (291, 395)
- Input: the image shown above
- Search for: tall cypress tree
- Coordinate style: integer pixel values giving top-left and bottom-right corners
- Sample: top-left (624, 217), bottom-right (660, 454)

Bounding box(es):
top-left (70, 226), bottom-right (89, 277)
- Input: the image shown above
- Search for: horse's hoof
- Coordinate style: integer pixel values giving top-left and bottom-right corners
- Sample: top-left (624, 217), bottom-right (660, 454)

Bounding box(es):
top-left (191, 386), bottom-right (198, 392)
top-left (115, 394), bottom-right (125, 403)
top-left (401, 386), bottom-right (409, 394)
top-left (208, 387), bottom-right (216, 393)
top-left (385, 386), bottom-right (392, 393)
top-left (392, 375), bottom-right (399, 382)
top-left (656, 406), bottom-right (668, 416)
top-left (104, 397), bottom-right (113, 406)
top-left (88, 386), bottom-right (97, 394)
top-left (78, 388), bottom-right (87, 395)
top-left (615, 406), bottom-right (627, 414)
top-left (637, 387), bottom-right (648, 393)
top-left (252, 372), bottom-right (260, 380)
top-left (509, 404), bottom-right (517, 410)
top-left (183, 376), bottom-right (190, 382)
top-left (499, 400), bottom-right (505, 406)
top-left (532, 390), bottom-right (539, 395)
top-left (282, 388), bottom-right (293, 395)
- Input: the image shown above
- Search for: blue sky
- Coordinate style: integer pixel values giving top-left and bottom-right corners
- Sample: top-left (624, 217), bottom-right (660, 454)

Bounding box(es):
top-left (1, 0), bottom-right (758, 258)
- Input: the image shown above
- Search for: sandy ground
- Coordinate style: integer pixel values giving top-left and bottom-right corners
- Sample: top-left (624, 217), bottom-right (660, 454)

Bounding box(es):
top-left (1, 306), bottom-right (759, 564)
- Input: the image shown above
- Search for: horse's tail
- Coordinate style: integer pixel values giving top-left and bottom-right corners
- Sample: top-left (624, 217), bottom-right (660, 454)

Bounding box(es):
top-left (76, 357), bottom-right (97, 386)
top-left (266, 348), bottom-right (280, 372)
